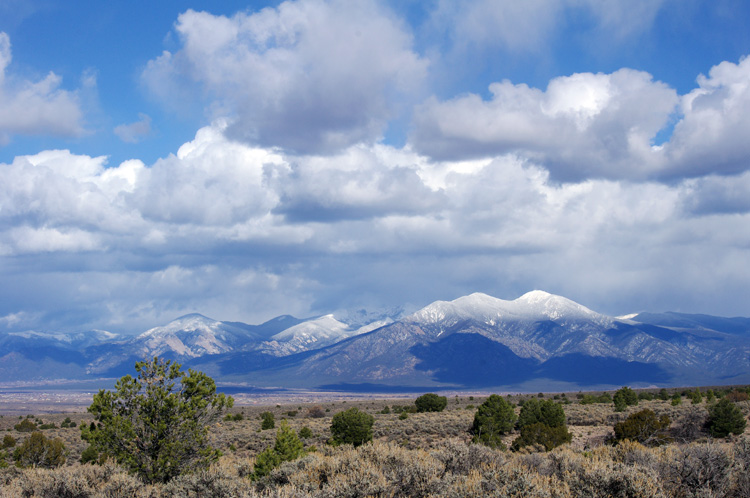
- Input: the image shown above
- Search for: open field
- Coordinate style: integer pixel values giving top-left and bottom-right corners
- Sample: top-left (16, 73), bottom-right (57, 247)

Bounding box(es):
top-left (1, 387), bottom-right (749, 497)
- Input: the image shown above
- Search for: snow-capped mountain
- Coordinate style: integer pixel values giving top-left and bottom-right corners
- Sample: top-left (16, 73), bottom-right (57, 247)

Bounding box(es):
top-left (237, 291), bottom-right (750, 389)
top-left (2, 290), bottom-right (749, 390)
top-left (258, 314), bottom-right (374, 356)
top-left (135, 314), bottom-right (254, 358)
top-left (409, 291), bottom-right (612, 332)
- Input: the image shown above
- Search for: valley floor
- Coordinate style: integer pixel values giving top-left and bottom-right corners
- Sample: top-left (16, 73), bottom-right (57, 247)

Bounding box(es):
top-left (1, 389), bottom-right (749, 497)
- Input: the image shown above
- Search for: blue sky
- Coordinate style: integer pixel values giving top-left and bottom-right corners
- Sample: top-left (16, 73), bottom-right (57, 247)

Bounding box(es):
top-left (1, 0), bottom-right (750, 334)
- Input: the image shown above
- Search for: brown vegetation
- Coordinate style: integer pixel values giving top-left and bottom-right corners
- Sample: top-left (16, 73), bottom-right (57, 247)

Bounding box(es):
top-left (0, 388), bottom-right (748, 497)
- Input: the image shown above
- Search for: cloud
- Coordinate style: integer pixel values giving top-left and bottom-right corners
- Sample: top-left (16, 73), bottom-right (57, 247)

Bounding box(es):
top-left (1, 119), bottom-right (749, 333)
top-left (665, 56), bottom-right (750, 178)
top-left (412, 54), bottom-right (750, 182)
top-left (142, 0), bottom-right (428, 154)
top-left (429, 0), bottom-right (565, 53)
top-left (411, 69), bottom-right (678, 181)
top-left (114, 113), bottom-right (152, 143)
top-left (680, 171), bottom-right (750, 215)
top-left (426, 0), bottom-right (667, 55)
top-left (0, 32), bottom-right (86, 144)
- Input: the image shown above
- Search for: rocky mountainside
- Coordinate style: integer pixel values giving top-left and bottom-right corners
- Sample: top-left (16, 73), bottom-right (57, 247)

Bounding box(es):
top-left (1, 291), bottom-right (748, 390)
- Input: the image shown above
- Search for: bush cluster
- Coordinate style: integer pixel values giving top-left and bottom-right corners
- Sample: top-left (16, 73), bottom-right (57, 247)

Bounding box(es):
top-left (613, 386), bottom-right (639, 412)
top-left (613, 408), bottom-right (671, 446)
top-left (471, 394), bottom-right (516, 449)
top-left (707, 398), bottom-right (747, 437)
top-left (511, 398), bottom-right (571, 452)
top-left (13, 432), bottom-right (67, 468)
top-left (330, 408), bottom-right (374, 447)
top-left (414, 393), bottom-right (447, 413)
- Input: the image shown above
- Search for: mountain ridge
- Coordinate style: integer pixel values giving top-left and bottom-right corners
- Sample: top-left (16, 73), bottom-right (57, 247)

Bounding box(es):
top-left (1, 291), bottom-right (748, 390)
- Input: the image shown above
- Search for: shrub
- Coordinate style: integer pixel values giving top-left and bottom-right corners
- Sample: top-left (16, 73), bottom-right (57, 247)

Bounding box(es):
top-left (330, 408), bottom-right (374, 447)
top-left (307, 405), bottom-right (326, 418)
top-left (261, 411), bottom-right (275, 430)
top-left (707, 398), bottom-right (747, 438)
top-left (471, 394), bottom-right (517, 449)
top-left (511, 422), bottom-right (572, 452)
top-left (580, 393), bottom-right (612, 404)
top-left (613, 409), bottom-right (671, 446)
top-left (13, 432), bottom-right (67, 468)
top-left (1, 435), bottom-right (15, 448)
top-left (658, 388), bottom-right (670, 400)
top-left (298, 426), bottom-right (313, 439)
top-left (674, 405), bottom-right (709, 442)
top-left (726, 389), bottom-right (750, 402)
top-left (613, 386), bottom-right (638, 412)
top-left (252, 420), bottom-right (306, 480)
top-left (415, 393), bottom-right (448, 413)
top-left (81, 356), bottom-right (233, 484)
top-left (80, 445), bottom-right (99, 464)
top-left (399, 412), bottom-right (408, 420)
top-left (13, 419), bottom-right (36, 432)
top-left (516, 398), bottom-right (566, 429)
top-left (671, 393), bottom-right (682, 406)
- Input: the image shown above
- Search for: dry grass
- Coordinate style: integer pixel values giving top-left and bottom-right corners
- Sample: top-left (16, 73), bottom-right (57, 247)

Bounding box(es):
top-left (1, 392), bottom-right (749, 497)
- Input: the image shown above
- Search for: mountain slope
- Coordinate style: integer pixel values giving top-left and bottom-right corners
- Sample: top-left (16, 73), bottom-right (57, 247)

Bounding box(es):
top-left (235, 291), bottom-right (750, 389)
top-left (2, 290), bottom-right (749, 390)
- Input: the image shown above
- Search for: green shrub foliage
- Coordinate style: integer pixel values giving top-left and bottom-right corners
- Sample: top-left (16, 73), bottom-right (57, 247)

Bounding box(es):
top-left (13, 431), bottom-right (66, 468)
top-left (511, 423), bottom-right (572, 452)
top-left (81, 356), bottom-right (233, 484)
top-left (516, 398), bottom-right (566, 429)
top-left (708, 398), bottom-right (747, 438)
top-left (415, 393), bottom-right (448, 413)
top-left (613, 386), bottom-right (639, 412)
top-left (261, 411), bottom-right (275, 430)
top-left (330, 407), bottom-right (374, 447)
top-left (471, 394), bottom-right (517, 449)
top-left (1, 435), bottom-right (15, 448)
top-left (13, 419), bottom-right (37, 432)
top-left (80, 445), bottom-right (99, 464)
top-left (579, 393), bottom-right (612, 405)
top-left (252, 420), bottom-right (306, 480)
top-left (512, 398), bottom-right (570, 451)
top-left (613, 409), bottom-right (671, 446)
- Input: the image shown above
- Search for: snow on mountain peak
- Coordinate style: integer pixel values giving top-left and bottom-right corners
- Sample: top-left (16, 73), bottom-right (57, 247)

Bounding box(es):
top-left (410, 290), bottom-right (611, 327)
top-left (515, 290), bottom-right (605, 322)
top-left (135, 313), bottom-right (245, 358)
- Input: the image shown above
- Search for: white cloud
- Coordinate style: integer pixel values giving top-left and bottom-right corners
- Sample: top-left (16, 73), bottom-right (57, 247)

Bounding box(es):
top-left (411, 69), bottom-right (678, 181)
top-left (114, 113), bottom-right (152, 143)
top-left (142, 0), bottom-right (428, 154)
top-left (0, 32), bottom-right (86, 144)
top-left (1, 117), bottom-right (750, 332)
top-left (665, 56), bottom-right (750, 177)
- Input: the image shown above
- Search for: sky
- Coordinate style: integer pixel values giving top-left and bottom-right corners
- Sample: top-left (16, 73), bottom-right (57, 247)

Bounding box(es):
top-left (1, 0), bottom-right (750, 335)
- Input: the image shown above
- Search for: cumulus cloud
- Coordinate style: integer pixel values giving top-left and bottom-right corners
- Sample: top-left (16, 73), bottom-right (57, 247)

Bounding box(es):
top-left (1, 122), bottom-right (749, 332)
top-left (114, 113), bottom-right (152, 143)
top-left (411, 54), bottom-right (750, 181)
top-left (665, 56), bottom-right (750, 178)
top-left (411, 69), bottom-right (678, 181)
top-left (142, 0), bottom-right (428, 154)
top-left (0, 32), bottom-right (86, 144)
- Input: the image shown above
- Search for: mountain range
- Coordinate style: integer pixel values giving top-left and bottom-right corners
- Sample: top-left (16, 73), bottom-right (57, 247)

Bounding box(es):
top-left (1, 291), bottom-right (749, 392)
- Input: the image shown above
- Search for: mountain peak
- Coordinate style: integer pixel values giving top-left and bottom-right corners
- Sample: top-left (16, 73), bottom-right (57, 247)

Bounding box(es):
top-left (410, 290), bottom-right (610, 327)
